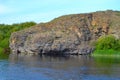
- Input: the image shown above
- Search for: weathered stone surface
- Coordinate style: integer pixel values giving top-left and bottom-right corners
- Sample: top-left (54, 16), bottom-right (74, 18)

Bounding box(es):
top-left (9, 10), bottom-right (120, 55)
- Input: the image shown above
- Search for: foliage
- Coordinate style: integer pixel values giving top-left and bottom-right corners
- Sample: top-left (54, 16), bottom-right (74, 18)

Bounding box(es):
top-left (95, 35), bottom-right (120, 50)
top-left (0, 21), bottom-right (36, 58)
top-left (93, 35), bottom-right (120, 55)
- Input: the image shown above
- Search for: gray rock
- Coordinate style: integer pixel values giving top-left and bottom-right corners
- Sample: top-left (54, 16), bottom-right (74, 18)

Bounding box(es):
top-left (9, 10), bottom-right (120, 56)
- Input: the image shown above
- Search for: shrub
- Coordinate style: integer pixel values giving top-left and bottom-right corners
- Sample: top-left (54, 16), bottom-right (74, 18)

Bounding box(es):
top-left (0, 22), bottom-right (36, 58)
top-left (0, 38), bottom-right (9, 48)
top-left (0, 47), bottom-right (4, 53)
top-left (95, 35), bottom-right (120, 50)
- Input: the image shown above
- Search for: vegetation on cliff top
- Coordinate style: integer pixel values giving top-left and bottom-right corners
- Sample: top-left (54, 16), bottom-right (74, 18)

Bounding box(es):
top-left (0, 22), bottom-right (36, 58)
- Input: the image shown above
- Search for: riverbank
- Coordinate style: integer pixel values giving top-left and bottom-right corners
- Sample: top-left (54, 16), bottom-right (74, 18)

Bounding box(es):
top-left (92, 50), bottom-right (120, 57)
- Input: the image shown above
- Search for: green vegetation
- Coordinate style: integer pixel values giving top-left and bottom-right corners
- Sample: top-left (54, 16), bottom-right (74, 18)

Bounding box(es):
top-left (93, 35), bottom-right (120, 56)
top-left (0, 22), bottom-right (36, 58)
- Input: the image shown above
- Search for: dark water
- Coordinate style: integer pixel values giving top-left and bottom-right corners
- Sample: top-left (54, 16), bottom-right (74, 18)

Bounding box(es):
top-left (0, 54), bottom-right (120, 80)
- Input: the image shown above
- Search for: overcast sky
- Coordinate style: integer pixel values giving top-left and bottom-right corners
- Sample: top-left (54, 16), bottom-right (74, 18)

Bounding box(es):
top-left (0, 0), bottom-right (120, 24)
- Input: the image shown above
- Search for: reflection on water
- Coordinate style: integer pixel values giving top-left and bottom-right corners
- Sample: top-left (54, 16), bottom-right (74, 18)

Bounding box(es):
top-left (0, 54), bottom-right (120, 80)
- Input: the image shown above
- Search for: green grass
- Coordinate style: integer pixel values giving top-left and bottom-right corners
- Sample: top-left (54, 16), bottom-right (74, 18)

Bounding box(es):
top-left (92, 49), bottom-right (120, 57)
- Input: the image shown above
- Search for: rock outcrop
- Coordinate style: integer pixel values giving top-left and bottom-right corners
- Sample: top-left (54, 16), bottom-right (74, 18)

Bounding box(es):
top-left (9, 10), bottom-right (120, 55)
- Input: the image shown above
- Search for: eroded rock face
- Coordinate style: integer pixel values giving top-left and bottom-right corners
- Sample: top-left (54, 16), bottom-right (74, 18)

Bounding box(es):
top-left (9, 10), bottom-right (120, 55)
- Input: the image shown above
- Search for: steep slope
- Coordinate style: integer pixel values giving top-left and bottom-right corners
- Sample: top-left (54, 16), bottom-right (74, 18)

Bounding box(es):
top-left (9, 10), bottom-right (120, 55)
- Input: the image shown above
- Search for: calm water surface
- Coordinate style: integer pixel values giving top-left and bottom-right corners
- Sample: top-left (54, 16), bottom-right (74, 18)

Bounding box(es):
top-left (0, 54), bottom-right (120, 80)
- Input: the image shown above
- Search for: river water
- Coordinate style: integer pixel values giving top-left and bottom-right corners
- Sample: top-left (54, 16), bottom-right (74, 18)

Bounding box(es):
top-left (0, 54), bottom-right (120, 80)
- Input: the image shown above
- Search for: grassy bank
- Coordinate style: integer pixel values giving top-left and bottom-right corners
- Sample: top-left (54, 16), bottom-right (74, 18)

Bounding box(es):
top-left (92, 49), bottom-right (120, 57)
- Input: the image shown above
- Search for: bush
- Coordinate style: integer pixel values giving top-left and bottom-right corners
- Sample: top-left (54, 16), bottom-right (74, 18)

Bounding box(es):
top-left (0, 38), bottom-right (9, 48)
top-left (95, 35), bottom-right (120, 50)
top-left (0, 22), bottom-right (36, 58)
top-left (0, 47), bottom-right (9, 59)
top-left (93, 35), bottom-right (120, 55)
top-left (0, 47), bottom-right (4, 53)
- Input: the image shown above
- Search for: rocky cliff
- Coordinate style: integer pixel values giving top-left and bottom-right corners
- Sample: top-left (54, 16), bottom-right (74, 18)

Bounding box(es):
top-left (9, 10), bottom-right (120, 55)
